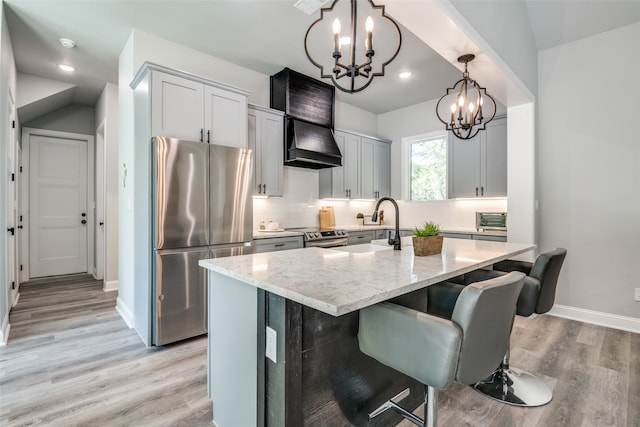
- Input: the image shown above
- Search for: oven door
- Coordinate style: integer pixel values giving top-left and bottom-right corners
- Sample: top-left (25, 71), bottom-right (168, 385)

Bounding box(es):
top-left (304, 237), bottom-right (348, 248)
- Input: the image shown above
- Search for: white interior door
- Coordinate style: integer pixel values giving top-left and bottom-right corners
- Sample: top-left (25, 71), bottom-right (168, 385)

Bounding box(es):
top-left (29, 134), bottom-right (88, 278)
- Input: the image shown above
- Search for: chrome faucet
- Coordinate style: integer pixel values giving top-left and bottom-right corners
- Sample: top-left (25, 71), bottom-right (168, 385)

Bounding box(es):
top-left (371, 197), bottom-right (401, 250)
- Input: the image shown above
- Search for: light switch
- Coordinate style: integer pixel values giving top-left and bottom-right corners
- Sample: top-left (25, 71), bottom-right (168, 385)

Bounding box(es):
top-left (266, 326), bottom-right (277, 363)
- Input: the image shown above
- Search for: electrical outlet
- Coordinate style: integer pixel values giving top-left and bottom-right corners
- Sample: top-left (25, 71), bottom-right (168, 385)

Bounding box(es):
top-left (266, 326), bottom-right (277, 363)
top-left (635, 288), bottom-right (640, 302)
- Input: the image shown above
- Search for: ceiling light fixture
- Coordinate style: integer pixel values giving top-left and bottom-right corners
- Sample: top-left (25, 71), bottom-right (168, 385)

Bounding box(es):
top-left (58, 64), bottom-right (75, 72)
top-left (436, 54), bottom-right (496, 140)
top-left (304, 0), bottom-right (402, 93)
top-left (59, 38), bottom-right (76, 49)
top-left (398, 71), bottom-right (412, 79)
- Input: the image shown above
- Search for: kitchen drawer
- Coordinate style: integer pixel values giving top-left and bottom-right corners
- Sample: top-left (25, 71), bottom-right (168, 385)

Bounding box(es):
top-left (254, 236), bottom-right (304, 253)
top-left (472, 234), bottom-right (507, 242)
top-left (347, 230), bottom-right (375, 245)
top-left (440, 232), bottom-right (473, 240)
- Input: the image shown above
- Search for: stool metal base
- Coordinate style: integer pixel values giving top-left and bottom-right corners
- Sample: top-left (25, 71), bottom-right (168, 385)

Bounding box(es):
top-left (472, 366), bottom-right (552, 407)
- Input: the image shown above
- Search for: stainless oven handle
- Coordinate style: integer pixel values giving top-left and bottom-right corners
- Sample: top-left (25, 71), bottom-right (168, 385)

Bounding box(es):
top-left (305, 238), bottom-right (348, 248)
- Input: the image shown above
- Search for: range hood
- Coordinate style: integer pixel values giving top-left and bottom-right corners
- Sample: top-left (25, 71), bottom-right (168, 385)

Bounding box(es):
top-left (285, 119), bottom-right (342, 169)
top-left (271, 68), bottom-right (342, 169)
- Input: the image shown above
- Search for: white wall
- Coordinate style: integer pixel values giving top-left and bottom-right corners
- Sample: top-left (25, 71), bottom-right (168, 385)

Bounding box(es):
top-left (95, 83), bottom-right (119, 290)
top-left (0, 6), bottom-right (17, 345)
top-left (450, 0), bottom-right (538, 96)
top-left (538, 22), bottom-right (640, 320)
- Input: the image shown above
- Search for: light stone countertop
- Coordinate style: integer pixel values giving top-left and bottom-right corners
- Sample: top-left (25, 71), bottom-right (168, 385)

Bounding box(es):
top-left (200, 236), bottom-right (534, 316)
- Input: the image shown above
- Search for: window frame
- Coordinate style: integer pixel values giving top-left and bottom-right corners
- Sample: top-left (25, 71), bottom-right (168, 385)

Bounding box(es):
top-left (401, 130), bottom-right (449, 202)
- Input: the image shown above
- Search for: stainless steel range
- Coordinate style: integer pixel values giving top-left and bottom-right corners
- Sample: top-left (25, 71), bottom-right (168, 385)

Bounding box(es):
top-left (303, 229), bottom-right (349, 248)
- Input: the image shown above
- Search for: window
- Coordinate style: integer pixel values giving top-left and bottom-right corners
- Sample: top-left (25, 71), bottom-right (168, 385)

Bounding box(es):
top-left (404, 132), bottom-right (447, 201)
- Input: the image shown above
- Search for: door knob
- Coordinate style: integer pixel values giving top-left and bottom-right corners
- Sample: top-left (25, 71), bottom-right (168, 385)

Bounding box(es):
top-left (81, 220), bottom-right (87, 225)
top-left (7, 227), bottom-right (14, 235)
top-left (99, 222), bottom-right (104, 226)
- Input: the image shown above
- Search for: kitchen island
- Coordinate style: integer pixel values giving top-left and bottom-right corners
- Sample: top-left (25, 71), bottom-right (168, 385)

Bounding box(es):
top-left (199, 237), bottom-right (535, 427)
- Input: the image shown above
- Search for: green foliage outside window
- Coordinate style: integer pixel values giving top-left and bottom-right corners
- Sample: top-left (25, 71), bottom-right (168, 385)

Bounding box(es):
top-left (410, 137), bottom-right (447, 201)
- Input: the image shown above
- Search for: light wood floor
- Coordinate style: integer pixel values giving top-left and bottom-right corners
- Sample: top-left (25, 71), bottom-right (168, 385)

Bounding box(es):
top-left (1, 275), bottom-right (638, 426)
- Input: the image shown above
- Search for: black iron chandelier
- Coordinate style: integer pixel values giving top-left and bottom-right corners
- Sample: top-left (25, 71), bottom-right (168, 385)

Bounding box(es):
top-left (304, 0), bottom-right (402, 93)
top-left (436, 54), bottom-right (497, 140)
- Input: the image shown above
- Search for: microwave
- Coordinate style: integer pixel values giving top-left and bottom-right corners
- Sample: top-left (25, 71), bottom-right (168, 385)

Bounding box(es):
top-left (476, 212), bottom-right (507, 231)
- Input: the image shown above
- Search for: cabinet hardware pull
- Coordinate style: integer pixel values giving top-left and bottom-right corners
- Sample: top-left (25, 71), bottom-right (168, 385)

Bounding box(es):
top-left (481, 186), bottom-right (484, 196)
top-left (263, 184), bottom-right (266, 194)
top-left (258, 184), bottom-right (262, 194)
top-left (207, 130), bottom-right (211, 143)
top-left (476, 187), bottom-right (479, 196)
top-left (274, 243), bottom-right (285, 247)
top-left (200, 129), bottom-right (203, 142)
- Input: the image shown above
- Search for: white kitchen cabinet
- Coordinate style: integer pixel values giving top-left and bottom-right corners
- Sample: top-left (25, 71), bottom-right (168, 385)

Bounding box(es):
top-left (448, 117), bottom-right (507, 198)
top-left (254, 236), bottom-right (303, 253)
top-left (148, 67), bottom-right (249, 147)
top-left (205, 86), bottom-right (248, 148)
top-left (248, 105), bottom-right (284, 197)
top-left (320, 130), bottom-right (390, 199)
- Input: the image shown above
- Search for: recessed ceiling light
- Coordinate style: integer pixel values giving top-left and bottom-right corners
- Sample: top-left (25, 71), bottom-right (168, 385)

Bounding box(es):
top-left (58, 64), bottom-right (75, 72)
top-left (59, 38), bottom-right (76, 49)
top-left (398, 71), bottom-right (412, 79)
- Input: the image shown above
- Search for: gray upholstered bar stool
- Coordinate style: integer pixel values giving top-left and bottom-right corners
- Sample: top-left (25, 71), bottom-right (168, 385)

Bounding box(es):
top-left (428, 248), bottom-right (567, 407)
top-left (358, 272), bottom-right (525, 427)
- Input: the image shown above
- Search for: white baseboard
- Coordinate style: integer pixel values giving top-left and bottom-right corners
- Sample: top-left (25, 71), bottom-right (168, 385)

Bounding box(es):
top-left (12, 292), bottom-right (20, 307)
top-left (104, 280), bottom-right (119, 292)
top-left (116, 297), bottom-right (134, 329)
top-left (0, 311), bottom-right (10, 346)
top-left (548, 304), bottom-right (640, 334)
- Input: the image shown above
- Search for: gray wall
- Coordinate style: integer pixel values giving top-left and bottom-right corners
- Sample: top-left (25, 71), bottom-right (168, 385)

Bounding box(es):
top-left (25, 104), bottom-right (95, 135)
top-left (538, 21), bottom-right (640, 319)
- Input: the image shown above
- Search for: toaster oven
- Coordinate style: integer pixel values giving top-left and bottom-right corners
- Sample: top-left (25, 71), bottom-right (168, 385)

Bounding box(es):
top-left (476, 212), bottom-right (507, 231)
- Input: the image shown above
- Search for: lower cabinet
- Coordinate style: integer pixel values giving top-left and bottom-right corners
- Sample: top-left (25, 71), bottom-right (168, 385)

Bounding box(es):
top-left (254, 236), bottom-right (304, 253)
top-left (440, 231), bottom-right (506, 242)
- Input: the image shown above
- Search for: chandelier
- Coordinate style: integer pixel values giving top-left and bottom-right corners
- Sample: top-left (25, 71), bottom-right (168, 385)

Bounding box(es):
top-left (304, 0), bottom-right (402, 93)
top-left (436, 54), bottom-right (497, 140)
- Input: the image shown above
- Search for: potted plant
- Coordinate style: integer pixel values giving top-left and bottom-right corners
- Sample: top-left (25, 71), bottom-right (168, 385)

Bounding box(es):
top-left (356, 212), bottom-right (364, 226)
top-left (412, 221), bottom-right (443, 256)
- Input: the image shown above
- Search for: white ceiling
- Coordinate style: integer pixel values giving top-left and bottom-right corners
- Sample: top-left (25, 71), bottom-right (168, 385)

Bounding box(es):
top-left (4, 0), bottom-right (640, 118)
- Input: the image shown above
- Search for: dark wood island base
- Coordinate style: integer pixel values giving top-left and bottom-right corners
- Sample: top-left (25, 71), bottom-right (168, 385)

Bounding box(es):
top-left (259, 290), bottom-right (423, 426)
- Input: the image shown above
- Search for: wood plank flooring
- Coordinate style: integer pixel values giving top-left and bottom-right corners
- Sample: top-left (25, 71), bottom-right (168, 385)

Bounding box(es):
top-left (1, 275), bottom-right (638, 426)
top-left (0, 275), bottom-right (212, 426)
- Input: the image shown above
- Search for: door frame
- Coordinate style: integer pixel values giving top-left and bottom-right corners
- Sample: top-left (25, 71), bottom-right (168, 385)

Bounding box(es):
top-left (21, 127), bottom-right (95, 281)
top-left (5, 90), bottom-right (17, 307)
top-left (95, 122), bottom-right (105, 280)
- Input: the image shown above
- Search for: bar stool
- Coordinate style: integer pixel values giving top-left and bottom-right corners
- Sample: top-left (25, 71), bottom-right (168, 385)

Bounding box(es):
top-left (428, 248), bottom-right (567, 407)
top-left (358, 272), bottom-right (525, 427)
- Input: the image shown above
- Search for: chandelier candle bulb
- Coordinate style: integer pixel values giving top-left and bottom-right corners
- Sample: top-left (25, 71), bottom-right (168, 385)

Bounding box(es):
top-left (365, 16), bottom-right (373, 51)
top-left (333, 19), bottom-right (341, 55)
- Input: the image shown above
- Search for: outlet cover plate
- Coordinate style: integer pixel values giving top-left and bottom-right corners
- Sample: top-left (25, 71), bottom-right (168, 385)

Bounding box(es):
top-left (266, 326), bottom-right (277, 363)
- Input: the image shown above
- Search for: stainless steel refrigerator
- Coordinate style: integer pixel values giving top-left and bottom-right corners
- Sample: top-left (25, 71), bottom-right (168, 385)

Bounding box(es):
top-left (152, 136), bottom-right (254, 345)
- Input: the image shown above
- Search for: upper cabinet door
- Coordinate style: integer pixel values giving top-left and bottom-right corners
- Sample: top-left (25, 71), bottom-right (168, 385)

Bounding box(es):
top-left (448, 132), bottom-right (482, 198)
top-left (481, 118), bottom-right (508, 197)
top-left (151, 71), bottom-right (204, 142)
top-left (360, 138), bottom-right (375, 199)
top-left (374, 140), bottom-right (391, 198)
top-left (204, 86), bottom-right (248, 148)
